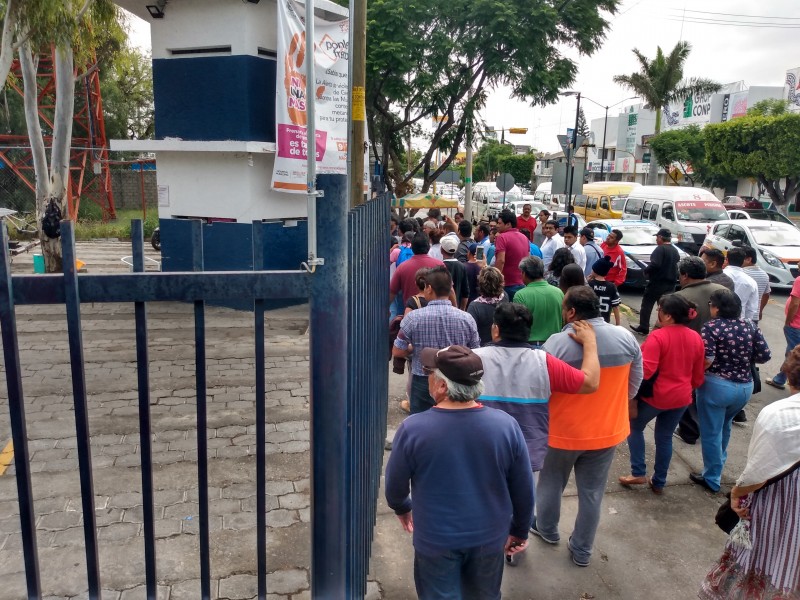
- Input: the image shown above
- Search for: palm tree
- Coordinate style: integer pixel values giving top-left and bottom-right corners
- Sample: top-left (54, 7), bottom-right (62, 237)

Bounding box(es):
top-left (613, 41), bottom-right (720, 185)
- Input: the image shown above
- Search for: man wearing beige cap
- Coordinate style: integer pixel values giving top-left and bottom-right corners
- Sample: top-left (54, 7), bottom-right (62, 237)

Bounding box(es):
top-left (385, 345), bottom-right (534, 599)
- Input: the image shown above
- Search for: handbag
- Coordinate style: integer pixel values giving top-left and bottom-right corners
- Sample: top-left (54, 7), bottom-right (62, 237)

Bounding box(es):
top-left (715, 459), bottom-right (800, 534)
top-left (635, 370), bottom-right (659, 401)
top-left (751, 363), bottom-right (761, 395)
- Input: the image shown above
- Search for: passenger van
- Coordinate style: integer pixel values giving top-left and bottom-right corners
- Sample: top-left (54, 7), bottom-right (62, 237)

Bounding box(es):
top-left (622, 186), bottom-right (728, 254)
top-left (470, 181), bottom-right (522, 220)
top-left (533, 182), bottom-right (566, 210)
top-left (572, 182), bottom-right (641, 222)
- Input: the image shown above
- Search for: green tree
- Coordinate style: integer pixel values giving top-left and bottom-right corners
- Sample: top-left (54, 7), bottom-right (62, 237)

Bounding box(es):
top-left (345, 0), bottom-right (618, 193)
top-left (648, 125), bottom-right (731, 188)
top-left (577, 107), bottom-right (589, 139)
top-left (613, 41), bottom-right (720, 184)
top-left (498, 153), bottom-right (536, 187)
top-left (704, 114), bottom-right (800, 214)
top-left (100, 44), bottom-right (154, 141)
top-left (472, 140), bottom-right (513, 183)
top-left (747, 98), bottom-right (790, 117)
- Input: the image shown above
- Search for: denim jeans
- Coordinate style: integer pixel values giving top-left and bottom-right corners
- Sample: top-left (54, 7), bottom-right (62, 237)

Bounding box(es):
top-left (414, 545), bottom-right (504, 600)
top-left (696, 374), bottom-right (753, 491)
top-left (772, 325), bottom-right (800, 385)
top-left (410, 374), bottom-right (435, 414)
top-left (535, 446), bottom-right (616, 565)
top-left (504, 284), bottom-right (524, 302)
top-left (389, 294), bottom-right (405, 323)
top-left (626, 400), bottom-right (687, 489)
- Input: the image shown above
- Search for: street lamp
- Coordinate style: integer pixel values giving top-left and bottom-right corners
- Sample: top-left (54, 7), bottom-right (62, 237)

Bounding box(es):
top-left (581, 96), bottom-right (639, 181)
top-left (560, 91), bottom-right (581, 216)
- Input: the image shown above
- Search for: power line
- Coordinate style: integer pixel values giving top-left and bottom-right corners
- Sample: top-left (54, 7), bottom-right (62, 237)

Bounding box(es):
top-left (662, 16), bottom-right (800, 28)
top-left (680, 8), bottom-right (800, 20)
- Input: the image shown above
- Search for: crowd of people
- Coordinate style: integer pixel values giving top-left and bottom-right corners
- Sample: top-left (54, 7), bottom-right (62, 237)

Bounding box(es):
top-left (385, 205), bottom-right (799, 600)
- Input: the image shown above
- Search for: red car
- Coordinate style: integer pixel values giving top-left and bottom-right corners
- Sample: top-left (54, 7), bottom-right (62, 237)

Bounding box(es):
top-left (723, 195), bottom-right (761, 210)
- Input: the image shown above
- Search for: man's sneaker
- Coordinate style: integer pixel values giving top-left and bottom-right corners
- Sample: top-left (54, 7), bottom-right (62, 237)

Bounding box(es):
top-left (733, 409), bottom-right (747, 424)
top-left (765, 378), bottom-right (786, 390)
top-left (568, 538), bottom-right (590, 567)
top-left (529, 520), bottom-right (559, 545)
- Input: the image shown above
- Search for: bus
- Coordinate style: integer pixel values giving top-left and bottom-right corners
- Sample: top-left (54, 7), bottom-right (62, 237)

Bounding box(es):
top-left (572, 182), bottom-right (641, 222)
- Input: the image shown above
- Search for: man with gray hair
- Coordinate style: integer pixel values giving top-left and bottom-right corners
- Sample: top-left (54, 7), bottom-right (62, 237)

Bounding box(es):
top-left (513, 256), bottom-right (564, 347)
top-left (385, 345), bottom-right (534, 598)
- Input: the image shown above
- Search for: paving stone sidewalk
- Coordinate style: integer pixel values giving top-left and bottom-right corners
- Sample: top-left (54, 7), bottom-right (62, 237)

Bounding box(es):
top-left (0, 242), bottom-right (380, 600)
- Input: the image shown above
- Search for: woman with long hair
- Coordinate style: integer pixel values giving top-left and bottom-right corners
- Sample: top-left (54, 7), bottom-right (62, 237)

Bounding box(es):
top-left (546, 247), bottom-right (575, 287)
top-left (619, 294), bottom-right (705, 494)
top-left (699, 346), bottom-right (800, 599)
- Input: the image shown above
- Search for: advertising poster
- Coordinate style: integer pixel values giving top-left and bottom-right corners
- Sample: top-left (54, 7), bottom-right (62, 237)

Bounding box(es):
top-left (662, 81), bottom-right (745, 130)
top-left (273, 0), bottom-right (368, 192)
top-left (785, 68), bottom-right (800, 113)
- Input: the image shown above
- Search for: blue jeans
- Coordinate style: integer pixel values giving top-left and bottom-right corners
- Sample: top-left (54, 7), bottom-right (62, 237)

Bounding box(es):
top-left (389, 294), bottom-right (404, 323)
top-left (504, 284), bottom-right (524, 301)
top-left (535, 446), bottom-right (616, 565)
top-left (772, 325), bottom-right (800, 385)
top-left (626, 400), bottom-right (687, 489)
top-left (410, 374), bottom-right (435, 414)
top-left (414, 545), bottom-right (504, 600)
top-left (696, 374), bottom-right (753, 491)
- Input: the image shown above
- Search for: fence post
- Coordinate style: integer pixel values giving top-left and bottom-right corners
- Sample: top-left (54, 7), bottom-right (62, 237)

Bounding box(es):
top-left (310, 174), bottom-right (349, 597)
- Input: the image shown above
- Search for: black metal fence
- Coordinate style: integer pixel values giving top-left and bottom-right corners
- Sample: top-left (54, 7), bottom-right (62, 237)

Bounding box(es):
top-left (0, 174), bottom-right (390, 599)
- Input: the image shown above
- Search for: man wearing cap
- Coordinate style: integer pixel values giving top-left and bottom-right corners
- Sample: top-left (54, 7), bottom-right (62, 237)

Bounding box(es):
top-left (630, 228), bottom-right (680, 336)
top-left (533, 287), bottom-right (643, 568)
top-left (588, 256), bottom-right (621, 325)
top-left (385, 345), bottom-right (534, 597)
top-left (441, 235), bottom-right (470, 310)
top-left (392, 266), bottom-right (480, 414)
top-left (580, 228), bottom-right (603, 278)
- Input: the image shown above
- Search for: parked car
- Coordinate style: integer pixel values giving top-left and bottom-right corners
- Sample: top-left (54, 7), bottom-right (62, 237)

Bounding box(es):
top-left (701, 220), bottom-right (800, 289)
top-left (585, 219), bottom-right (688, 289)
top-left (623, 186), bottom-right (728, 254)
top-left (722, 195), bottom-right (761, 210)
top-left (572, 182), bottom-right (641, 222)
top-left (727, 208), bottom-right (796, 228)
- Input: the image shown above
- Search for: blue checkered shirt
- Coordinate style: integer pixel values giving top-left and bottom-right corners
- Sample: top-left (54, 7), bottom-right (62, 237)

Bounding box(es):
top-left (394, 300), bottom-right (481, 376)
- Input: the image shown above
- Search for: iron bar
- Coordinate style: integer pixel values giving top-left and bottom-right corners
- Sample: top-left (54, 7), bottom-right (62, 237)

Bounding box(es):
top-left (61, 220), bottom-right (102, 598)
top-left (0, 224), bottom-right (41, 598)
top-left (131, 220), bottom-right (158, 599)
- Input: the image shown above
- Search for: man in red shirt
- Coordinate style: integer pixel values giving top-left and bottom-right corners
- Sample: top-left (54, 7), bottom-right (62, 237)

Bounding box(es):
top-left (516, 204), bottom-right (537, 241)
top-left (390, 233), bottom-right (444, 305)
top-left (600, 229), bottom-right (627, 287)
top-left (494, 209), bottom-right (531, 300)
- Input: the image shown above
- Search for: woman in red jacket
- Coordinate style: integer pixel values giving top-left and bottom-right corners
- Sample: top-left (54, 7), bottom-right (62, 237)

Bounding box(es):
top-left (619, 294), bottom-right (705, 494)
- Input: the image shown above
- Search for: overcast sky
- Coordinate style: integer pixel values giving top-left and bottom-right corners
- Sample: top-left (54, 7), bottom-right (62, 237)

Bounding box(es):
top-left (125, 0), bottom-right (799, 153)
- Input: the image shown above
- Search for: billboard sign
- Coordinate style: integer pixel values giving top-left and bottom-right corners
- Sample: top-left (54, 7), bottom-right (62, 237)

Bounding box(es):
top-left (785, 67), bottom-right (800, 113)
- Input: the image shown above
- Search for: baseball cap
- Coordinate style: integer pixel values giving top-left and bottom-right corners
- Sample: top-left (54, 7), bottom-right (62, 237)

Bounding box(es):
top-left (579, 227), bottom-right (594, 240)
top-left (440, 235), bottom-right (459, 254)
top-left (656, 228), bottom-right (672, 240)
top-left (467, 243), bottom-right (478, 255)
top-left (420, 345), bottom-right (484, 385)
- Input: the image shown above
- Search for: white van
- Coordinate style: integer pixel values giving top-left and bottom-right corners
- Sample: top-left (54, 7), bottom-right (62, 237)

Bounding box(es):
top-left (471, 181), bottom-right (523, 219)
top-left (534, 182), bottom-right (566, 210)
top-left (622, 186), bottom-right (729, 254)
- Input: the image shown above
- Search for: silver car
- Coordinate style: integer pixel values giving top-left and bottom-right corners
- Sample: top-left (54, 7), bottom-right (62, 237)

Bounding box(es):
top-left (701, 220), bottom-right (800, 289)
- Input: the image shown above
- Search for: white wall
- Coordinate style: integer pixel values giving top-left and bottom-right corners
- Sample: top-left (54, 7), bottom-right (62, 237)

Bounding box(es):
top-left (156, 152), bottom-right (308, 221)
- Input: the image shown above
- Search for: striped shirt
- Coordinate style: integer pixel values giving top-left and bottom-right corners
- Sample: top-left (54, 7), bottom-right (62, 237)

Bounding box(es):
top-left (745, 265), bottom-right (771, 298)
top-left (394, 300), bottom-right (480, 376)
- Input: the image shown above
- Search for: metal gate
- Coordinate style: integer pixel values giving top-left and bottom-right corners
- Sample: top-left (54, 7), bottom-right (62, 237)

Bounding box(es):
top-left (0, 175), bottom-right (389, 599)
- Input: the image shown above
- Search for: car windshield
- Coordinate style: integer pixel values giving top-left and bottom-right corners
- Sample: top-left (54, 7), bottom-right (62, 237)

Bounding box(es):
top-left (675, 201), bottom-right (727, 222)
top-left (746, 211), bottom-right (793, 225)
top-left (611, 196), bottom-right (627, 211)
top-left (618, 226), bottom-right (659, 246)
top-left (750, 226), bottom-right (800, 247)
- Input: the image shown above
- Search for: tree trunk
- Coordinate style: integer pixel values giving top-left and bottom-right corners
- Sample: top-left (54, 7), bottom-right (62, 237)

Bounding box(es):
top-left (0, 0), bottom-right (18, 91)
top-left (646, 108), bottom-right (661, 186)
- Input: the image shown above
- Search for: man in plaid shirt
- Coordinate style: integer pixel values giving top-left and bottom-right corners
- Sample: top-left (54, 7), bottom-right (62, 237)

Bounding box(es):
top-left (393, 266), bottom-right (481, 413)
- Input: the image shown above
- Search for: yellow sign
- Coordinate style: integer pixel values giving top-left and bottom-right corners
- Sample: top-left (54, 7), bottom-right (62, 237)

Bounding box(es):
top-left (352, 87), bottom-right (365, 121)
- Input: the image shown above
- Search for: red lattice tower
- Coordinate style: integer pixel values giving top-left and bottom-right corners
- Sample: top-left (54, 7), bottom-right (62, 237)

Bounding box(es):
top-left (0, 47), bottom-right (116, 220)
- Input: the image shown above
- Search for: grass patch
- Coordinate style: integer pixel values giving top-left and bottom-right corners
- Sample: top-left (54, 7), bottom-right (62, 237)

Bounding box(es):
top-left (73, 207), bottom-right (159, 241)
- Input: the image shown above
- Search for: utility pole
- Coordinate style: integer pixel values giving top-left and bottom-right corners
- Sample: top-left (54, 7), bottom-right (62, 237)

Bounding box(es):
top-left (349, 0), bottom-right (367, 207)
top-left (566, 92), bottom-right (581, 214)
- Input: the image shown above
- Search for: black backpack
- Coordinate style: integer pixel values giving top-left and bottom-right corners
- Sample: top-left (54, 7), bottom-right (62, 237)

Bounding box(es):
top-left (41, 198), bottom-right (62, 239)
